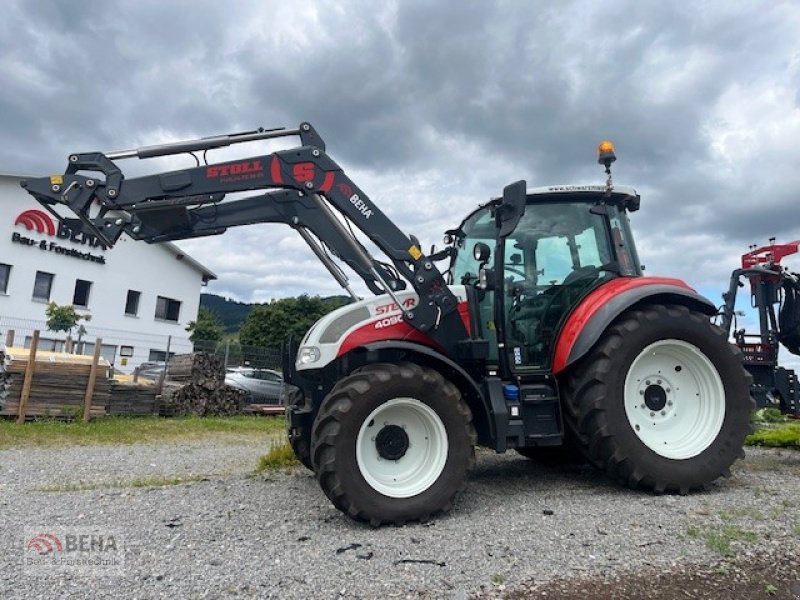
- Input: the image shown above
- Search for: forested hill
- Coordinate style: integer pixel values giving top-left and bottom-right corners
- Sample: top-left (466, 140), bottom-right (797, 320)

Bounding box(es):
top-left (200, 293), bottom-right (352, 334)
top-left (199, 294), bottom-right (252, 333)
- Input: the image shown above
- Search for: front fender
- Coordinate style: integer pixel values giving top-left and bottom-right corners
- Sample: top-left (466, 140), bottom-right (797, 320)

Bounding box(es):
top-left (552, 277), bottom-right (716, 374)
top-left (353, 340), bottom-right (493, 445)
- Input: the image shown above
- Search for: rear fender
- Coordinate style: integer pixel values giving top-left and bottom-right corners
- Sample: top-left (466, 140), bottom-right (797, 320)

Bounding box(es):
top-left (552, 277), bottom-right (717, 374)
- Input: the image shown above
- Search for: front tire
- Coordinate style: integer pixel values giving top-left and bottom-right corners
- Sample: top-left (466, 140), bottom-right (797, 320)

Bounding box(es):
top-left (285, 386), bottom-right (313, 471)
top-left (562, 304), bottom-right (752, 493)
top-left (311, 363), bottom-right (475, 525)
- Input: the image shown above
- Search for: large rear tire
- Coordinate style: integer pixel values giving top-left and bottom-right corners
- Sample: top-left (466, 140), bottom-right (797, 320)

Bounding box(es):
top-left (562, 304), bottom-right (752, 493)
top-left (310, 362), bottom-right (475, 525)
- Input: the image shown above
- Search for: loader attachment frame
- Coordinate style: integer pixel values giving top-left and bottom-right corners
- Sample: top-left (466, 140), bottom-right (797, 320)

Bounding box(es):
top-left (20, 123), bottom-right (470, 357)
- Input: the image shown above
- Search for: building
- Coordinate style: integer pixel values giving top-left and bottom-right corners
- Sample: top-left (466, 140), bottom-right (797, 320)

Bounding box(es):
top-left (0, 173), bottom-right (216, 369)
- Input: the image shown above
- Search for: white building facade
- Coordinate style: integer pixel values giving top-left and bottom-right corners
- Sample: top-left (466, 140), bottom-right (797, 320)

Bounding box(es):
top-left (0, 174), bottom-right (215, 369)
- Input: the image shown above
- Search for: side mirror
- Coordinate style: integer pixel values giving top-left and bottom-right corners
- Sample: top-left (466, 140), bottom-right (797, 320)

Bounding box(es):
top-left (497, 180), bottom-right (526, 237)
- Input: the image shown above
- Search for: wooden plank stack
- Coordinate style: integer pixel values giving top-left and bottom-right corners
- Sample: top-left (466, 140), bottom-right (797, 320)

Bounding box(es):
top-left (161, 353), bottom-right (244, 416)
top-left (0, 347), bottom-right (110, 419)
top-left (107, 382), bottom-right (158, 416)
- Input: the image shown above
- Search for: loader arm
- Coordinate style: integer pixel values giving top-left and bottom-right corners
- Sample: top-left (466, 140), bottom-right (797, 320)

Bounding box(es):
top-left (128, 189), bottom-right (403, 297)
top-left (20, 123), bottom-right (470, 357)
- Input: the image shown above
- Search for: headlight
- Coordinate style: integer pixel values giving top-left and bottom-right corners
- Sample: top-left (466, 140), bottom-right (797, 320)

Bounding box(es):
top-left (297, 346), bottom-right (321, 365)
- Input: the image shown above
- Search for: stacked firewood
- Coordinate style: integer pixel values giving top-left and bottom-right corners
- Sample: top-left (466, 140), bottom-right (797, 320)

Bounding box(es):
top-left (0, 344), bottom-right (10, 406)
top-left (160, 353), bottom-right (244, 416)
top-left (0, 348), bottom-right (110, 419)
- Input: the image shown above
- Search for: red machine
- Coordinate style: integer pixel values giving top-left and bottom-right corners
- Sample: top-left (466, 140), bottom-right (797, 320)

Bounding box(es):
top-left (21, 128), bottom-right (753, 524)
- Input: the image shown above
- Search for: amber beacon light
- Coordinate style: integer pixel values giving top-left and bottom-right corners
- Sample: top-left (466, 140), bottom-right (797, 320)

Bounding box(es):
top-left (597, 140), bottom-right (616, 166)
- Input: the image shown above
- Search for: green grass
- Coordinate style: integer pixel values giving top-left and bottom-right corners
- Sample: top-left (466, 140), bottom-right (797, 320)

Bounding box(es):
top-left (703, 525), bottom-right (758, 556)
top-left (686, 523), bottom-right (758, 556)
top-left (745, 421), bottom-right (800, 449)
top-left (255, 442), bottom-right (299, 472)
top-left (37, 474), bottom-right (210, 492)
top-left (0, 415), bottom-right (285, 449)
top-left (751, 408), bottom-right (789, 425)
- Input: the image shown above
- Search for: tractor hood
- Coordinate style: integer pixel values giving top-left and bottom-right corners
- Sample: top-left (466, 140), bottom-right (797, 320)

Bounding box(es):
top-left (296, 286), bottom-right (468, 371)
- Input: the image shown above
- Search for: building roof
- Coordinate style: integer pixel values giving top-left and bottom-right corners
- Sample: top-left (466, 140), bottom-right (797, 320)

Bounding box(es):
top-left (0, 172), bottom-right (216, 282)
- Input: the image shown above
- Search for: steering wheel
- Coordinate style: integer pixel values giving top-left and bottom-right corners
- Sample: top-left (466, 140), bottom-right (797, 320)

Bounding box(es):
top-left (562, 266), bottom-right (600, 286)
top-left (505, 266), bottom-right (527, 278)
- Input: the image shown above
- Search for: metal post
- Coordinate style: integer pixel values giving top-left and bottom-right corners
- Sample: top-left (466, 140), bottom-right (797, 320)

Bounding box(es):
top-left (165, 335), bottom-right (172, 373)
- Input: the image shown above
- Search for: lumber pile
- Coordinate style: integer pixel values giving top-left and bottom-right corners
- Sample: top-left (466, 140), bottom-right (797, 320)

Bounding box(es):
top-left (107, 382), bottom-right (158, 416)
top-left (160, 353), bottom-right (243, 416)
top-left (0, 347), bottom-right (110, 419)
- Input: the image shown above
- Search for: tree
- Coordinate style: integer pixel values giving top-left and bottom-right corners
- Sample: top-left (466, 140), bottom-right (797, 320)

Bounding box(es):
top-left (45, 302), bottom-right (91, 336)
top-left (239, 295), bottom-right (348, 347)
top-left (185, 307), bottom-right (225, 343)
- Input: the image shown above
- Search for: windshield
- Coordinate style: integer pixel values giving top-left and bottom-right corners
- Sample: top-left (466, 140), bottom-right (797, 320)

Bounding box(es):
top-left (451, 197), bottom-right (628, 370)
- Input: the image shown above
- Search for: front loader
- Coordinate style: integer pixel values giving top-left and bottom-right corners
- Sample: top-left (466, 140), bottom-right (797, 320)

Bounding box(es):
top-left (21, 125), bottom-right (752, 525)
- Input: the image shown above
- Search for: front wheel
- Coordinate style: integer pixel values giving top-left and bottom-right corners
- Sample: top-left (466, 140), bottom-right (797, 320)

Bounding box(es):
top-left (562, 304), bottom-right (752, 493)
top-left (311, 363), bottom-right (475, 525)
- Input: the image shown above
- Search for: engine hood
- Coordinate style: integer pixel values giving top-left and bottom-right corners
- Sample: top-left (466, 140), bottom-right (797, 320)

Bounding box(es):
top-left (296, 285), bottom-right (468, 371)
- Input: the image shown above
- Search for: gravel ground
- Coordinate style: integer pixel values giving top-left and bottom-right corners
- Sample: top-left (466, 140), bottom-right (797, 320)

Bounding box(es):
top-left (1, 440), bottom-right (799, 599)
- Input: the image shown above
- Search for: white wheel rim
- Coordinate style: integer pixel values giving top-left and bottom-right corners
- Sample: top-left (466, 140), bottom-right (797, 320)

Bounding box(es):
top-left (356, 398), bottom-right (448, 498)
top-left (623, 339), bottom-right (725, 459)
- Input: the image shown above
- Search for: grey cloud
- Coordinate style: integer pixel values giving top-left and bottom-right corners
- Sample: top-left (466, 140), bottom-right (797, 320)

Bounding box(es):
top-left (1, 0), bottom-right (800, 307)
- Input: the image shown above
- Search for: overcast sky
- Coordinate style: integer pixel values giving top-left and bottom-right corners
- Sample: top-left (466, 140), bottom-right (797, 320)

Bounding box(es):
top-left (3, 0), bottom-right (800, 338)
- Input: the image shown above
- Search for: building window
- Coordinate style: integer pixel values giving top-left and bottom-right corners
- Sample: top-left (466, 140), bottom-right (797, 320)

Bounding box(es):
top-left (148, 349), bottom-right (174, 362)
top-left (73, 279), bottom-right (92, 307)
top-left (125, 290), bottom-right (141, 316)
top-left (0, 263), bottom-right (10, 294)
top-left (32, 271), bottom-right (54, 301)
top-left (155, 296), bottom-right (181, 322)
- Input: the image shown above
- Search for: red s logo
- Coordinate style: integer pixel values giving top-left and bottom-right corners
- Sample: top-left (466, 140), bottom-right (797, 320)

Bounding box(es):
top-left (292, 163), bottom-right (315, 183)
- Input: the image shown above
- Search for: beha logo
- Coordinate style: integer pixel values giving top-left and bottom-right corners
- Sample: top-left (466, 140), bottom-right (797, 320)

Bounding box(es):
top-left (14, 210), bottom-right (56, 236)
top-left (11, 208), bottom-right (107, 263)
top-left (26, 534), bottom-right (64, 554)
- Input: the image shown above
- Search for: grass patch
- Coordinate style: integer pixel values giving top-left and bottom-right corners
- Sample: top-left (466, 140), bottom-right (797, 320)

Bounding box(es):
top-left (0, 415), bottom-right (285, 449)
top-left (745, 421), bottom-right (800, 449)
top-left (37, 474), bottom-right (209, 492)
top-left (255, 442), bottom-right (299, 472)
top-left (703, 525), bottom-right (758, 556)
top-left (751, 408), bottom-right (789, 425)
top-left (719, 506), bottom-right (764, 521)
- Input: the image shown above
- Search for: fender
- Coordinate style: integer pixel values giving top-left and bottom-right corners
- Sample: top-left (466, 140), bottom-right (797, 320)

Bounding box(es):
top-left (353, 340), bottom-right (493, 444)
top-left (552, 277), bottom-right (717, 374)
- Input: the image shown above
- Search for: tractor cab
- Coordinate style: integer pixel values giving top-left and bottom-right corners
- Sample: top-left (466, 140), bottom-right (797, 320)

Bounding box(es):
top-left (450, 185), bottom-right (642, 373)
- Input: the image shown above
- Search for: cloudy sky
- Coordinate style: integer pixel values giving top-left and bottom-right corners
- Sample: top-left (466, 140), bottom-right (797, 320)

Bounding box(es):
top-left (2, 0), bottom-right (800, 333)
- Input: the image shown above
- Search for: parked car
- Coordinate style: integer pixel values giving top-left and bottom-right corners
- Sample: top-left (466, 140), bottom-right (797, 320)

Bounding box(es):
top-left (225, 367), bottom-right (284, 404)
top-left (136, 361), bottom-right (166, 380)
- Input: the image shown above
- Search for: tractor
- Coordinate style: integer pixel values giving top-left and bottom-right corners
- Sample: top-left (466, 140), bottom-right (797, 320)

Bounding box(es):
top-left (21, 125), bottom-right (752, 525)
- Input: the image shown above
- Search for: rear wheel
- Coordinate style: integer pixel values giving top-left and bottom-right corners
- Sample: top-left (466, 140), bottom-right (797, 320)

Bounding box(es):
top-left (562, 304), bottom-right (752, 493)
top-left (311, 362), bottom-right (475, 525)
